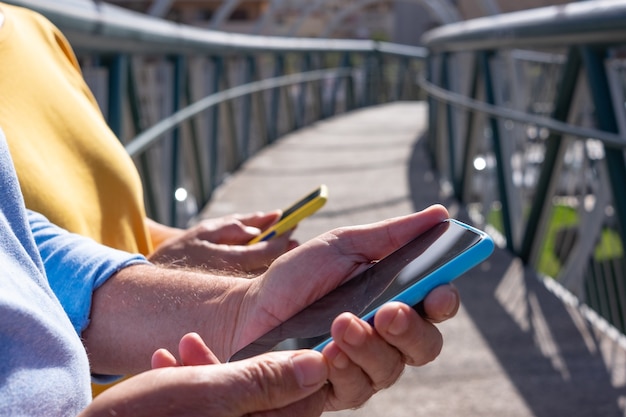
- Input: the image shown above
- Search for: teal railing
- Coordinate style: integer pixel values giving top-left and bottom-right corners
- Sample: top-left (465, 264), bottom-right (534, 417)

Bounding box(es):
top-left (6, 0), bottom-right (426, 227)
top-left (422, 0), bottom-right (626, 337)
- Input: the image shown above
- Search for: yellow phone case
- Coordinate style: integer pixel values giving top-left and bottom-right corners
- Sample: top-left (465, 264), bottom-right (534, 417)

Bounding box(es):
top-left (248, 184), bottom-right (328, 244)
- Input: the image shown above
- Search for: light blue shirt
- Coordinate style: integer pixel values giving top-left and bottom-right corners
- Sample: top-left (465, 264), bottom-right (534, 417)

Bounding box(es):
top-left (0, 129), bottom-right (148, 415)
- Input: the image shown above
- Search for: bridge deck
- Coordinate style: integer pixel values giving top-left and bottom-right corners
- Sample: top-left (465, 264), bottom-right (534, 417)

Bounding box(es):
top-left (200, 102), bottom-right (626, 417)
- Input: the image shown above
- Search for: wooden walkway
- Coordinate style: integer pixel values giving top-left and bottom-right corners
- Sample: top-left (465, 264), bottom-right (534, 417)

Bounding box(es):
top-left (200, 102), bottom-right (626, 417)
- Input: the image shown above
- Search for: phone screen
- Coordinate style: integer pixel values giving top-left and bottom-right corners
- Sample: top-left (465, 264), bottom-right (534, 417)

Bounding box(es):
top-left (231, 219), bottom-right (491, 361)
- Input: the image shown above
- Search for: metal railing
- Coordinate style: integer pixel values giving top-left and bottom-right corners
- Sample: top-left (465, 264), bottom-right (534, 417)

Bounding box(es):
top-left (6, 0), bottom-right (426, 227)
top-left (422, 0), bottom-right (626, 336)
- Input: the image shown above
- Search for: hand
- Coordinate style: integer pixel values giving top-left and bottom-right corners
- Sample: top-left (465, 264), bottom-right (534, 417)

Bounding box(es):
top-left (227, 205), bottom-right (457, 411)
top-left (233, 204), bottom-right (451, 351)
top-left (321, 285), bottom-right (459, 411)
top-left (147, 212), bottom-right (298, 273)
top-left (82, 349), bottom-right (331, 417)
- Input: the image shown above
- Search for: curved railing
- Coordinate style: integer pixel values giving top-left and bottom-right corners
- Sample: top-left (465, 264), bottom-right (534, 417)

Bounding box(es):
top-left (6, 0), bottom-right (426, 227)
top-left (422, 0), bottom-right (626, 336)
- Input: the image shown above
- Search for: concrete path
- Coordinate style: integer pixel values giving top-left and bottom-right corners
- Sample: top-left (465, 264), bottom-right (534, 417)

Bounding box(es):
top-left (200, 102), bottom-right (626, 416)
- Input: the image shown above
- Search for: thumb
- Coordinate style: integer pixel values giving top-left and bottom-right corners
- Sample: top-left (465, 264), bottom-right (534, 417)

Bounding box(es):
top-left (229, 350), bottom-right (328, 415)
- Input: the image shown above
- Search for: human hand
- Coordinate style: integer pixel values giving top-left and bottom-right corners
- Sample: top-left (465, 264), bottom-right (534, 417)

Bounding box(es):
top-left (223, 205), bottom-right (457, 411)
top-left (82, 348), bottom-right (332, 417)
top-left (233, 204), bottom-right (451, 351)
top-left (320, 284), bottom-right (459, 410)
top-left (148, 211), bottom-right (298, 273)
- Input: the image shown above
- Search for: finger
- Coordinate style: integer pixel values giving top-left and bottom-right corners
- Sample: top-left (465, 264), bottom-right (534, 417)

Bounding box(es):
top-left (419, 284), bottom-right (460, 323)
top-left (178, 333), bottom-right (221, 366)
top-left (374, 302), bottom-right (444, 366)
top-left (208, 221), bottom-right (261, 244)
top-left (226, 350), bottom-right (329, 415)
top-left (329, 313), bottom-right (404, 391)
top-left (96, 351), bottom-right (329, 417)
top-left (238, 210), bottom-right (282, 229)
top-left (321, 341), bottom-right (374, 411)
top-left (151, 348), bottom-right (179, 368)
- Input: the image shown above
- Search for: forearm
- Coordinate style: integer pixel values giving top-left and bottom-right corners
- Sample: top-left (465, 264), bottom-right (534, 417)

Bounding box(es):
top-left (82, 263), bottom-right (249, 375)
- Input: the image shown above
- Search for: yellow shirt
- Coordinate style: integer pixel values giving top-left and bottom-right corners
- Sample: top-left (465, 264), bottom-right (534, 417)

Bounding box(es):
top-left (0, 3), bottom-right (153, 255)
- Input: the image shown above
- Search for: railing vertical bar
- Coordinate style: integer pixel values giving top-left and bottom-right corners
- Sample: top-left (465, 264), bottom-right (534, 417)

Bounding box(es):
top-left (520, 47), bottom-right (581, 264)
top-left (268, 53), bottom-right (285, 143)
top-left (209, 55), bottom-right (223, 194)
top-left (481, 50), bottom-right (515, 251)
top-left (296, 53), bottom-right (311, 128)
top-left (221, 58), bottom-right (240, 171)
top-left (250, 54), bottom-right (270, 148)
top-left (127, 57), bottom-right (161, 222)
top-left (184, 58), bottom-right (207, 206)
top-left (106, 54), bottom-right (127, 141)
top-left (460, 54), bottom-right (480, 202)
top-left (241, 55), bottom-right (255, 161)
top-left (344, 53), bottom-right (356, 111)
top-left (440, 53), bottom-right (458, 193)
top-left (169, 55), bottom-right (184, 227)
top-left (328, 51), bottom-right (350, 117)
top-left (426, 54), bottom-right (441, 163)
top-left (581, 46), bottom-right (626, 254)
top-left (394, 56), bottom-right (406, 101)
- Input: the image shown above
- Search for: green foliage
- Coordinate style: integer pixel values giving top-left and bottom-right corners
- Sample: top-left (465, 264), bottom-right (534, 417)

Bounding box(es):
top-left (486, 204), bottom-right (623, 278)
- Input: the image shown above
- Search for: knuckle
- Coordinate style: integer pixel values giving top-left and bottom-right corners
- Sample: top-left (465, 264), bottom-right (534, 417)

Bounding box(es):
top-left (241, 358), bottom-right (290, 405)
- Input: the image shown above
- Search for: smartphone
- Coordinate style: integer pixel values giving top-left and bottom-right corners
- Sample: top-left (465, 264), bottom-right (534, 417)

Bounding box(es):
top-left (248, 184), bottom-right (328, 244)
top-left (230, 218), bottom-right (494, 361)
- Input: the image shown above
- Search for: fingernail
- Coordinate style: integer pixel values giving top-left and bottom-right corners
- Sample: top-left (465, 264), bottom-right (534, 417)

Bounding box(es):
top-left (441, 289), bottom-right (459, 318)
top-left (323, 343), bottom-right (350, 370)
top-left (343, 317), bottom-right (367, 346)
top-left (388, 308), bottom-right (410, 336)
top-left (244, 226), bottom-right (261, 235)
top-left (292, 351), bottom-right (327, 388)
top-left (332, 351), bottom-right (350, 370)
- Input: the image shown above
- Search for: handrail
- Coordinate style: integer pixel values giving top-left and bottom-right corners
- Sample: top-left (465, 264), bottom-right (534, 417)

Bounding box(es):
top-left (423, 0), bottom-right (626, 51)
top-left (419, 77), bottom-right (626, 150)
top-left (125, 68), bottom-right (355, 157)
top-left (6, 0), bottom-right (426, 57)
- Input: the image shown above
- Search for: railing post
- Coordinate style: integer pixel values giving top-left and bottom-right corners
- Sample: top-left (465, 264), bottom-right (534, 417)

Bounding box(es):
top-left (209, 55), bottom-right (223, 193)
top-left (327, 51), bottom-right (351, 117)
top-left (268, 53), bottom-right (285, 143)
top-left (394, 56), bottom-right (409, 101)
top-left (581, 46), bottom-right (626, 254)
top-left (520, 47), bottom-right (581, 265)
top-left (481, 50), bottom-right (515, 252)
top-left (440, 52), bottom-right (459, 195)
top-left (126, 57), bottom-right (160, 222)
top-left (241, 55), bottom-right (256, 161)
top-left (106, 54), bottom-right (127, 141)
top-left (297, 53), bottom-right (312, 128)
top-left (459, 54), bottom-right (480, 202)
top-left (169, 55), bottom-right (185, 226)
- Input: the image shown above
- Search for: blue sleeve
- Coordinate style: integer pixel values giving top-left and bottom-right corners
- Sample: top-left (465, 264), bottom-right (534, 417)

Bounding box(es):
top-left (27, 210), bottom-right (149, 335)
